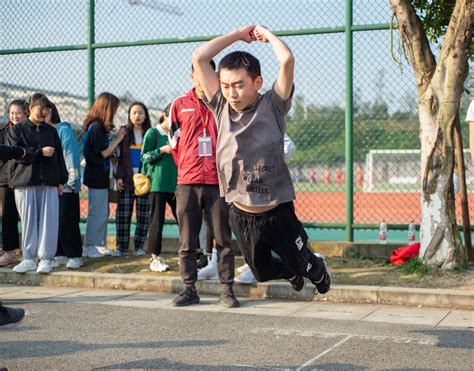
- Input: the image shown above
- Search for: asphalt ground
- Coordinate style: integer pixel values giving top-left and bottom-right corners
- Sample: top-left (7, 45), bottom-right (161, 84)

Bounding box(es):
top-left (1, 285), bottom-right (473, 370)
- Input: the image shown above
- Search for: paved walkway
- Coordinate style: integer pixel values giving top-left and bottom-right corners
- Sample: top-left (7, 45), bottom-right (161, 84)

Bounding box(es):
top-left (1, 268), bottom-right (473, 310)
top-left (1, 284), bottom-right (473, 328)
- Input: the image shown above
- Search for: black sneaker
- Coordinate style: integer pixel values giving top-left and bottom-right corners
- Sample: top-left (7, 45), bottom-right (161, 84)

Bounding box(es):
top-left (312, 253), bottom-right (331, 295)
top-left (289, 276), bottom-right (305, 292)
top-left (196, 252), bottom-right (208, 269)
top-left (172, 287), bottom-right (200, 307)
top-left (0, 305), bottom-right (25, 328)
top-left (219, 290), bottom-right (240, 308)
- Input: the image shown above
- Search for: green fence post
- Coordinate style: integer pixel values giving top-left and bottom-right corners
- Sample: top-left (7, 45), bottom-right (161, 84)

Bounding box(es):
top-left (345, 0), bottom-right (354, 241)
top-left (88, 0), bottom-right (95, 108)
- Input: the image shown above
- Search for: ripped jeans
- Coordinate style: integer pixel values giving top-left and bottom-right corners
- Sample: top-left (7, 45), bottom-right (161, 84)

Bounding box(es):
top-left (229, 202), bottom-right (324, 283)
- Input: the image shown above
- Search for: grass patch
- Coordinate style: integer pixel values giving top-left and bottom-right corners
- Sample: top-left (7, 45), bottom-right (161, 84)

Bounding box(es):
top-left (398, 258), bottom-right (432, 276)
top-left (48, 253), bottom-right (474, 289)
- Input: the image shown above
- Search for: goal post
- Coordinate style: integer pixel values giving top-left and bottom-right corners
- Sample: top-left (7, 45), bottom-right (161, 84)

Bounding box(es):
top-left (362, 149), bottom-right (473, 193)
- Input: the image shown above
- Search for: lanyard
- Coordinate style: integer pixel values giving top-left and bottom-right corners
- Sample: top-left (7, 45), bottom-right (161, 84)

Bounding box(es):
top-left (194, 94), bottom-right (209, 137)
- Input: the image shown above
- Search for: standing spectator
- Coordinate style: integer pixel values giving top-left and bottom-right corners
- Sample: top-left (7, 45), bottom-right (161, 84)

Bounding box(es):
top-left (324, 169), bottom-right (331, 185)
top-left (141, 104), bottom-right (178, 271)
top-left (0, 143), bottom-right (31, 328)
top-left (0, 100), bottom-right (26, 267)
top-left (7, 93), bottom-right (68, 274)
top-left (168, 62), bottom-right (239, 308)
top-left (356, 166), bottom-right (364, 188)
top-left (113, 102), bottom-right (151, 257)
top-left (46, 103), bottom-right (83, 269)
top-left (335, 167), bottom-right (343, 185)
top-left (83, 92), bottom-right (126, 258)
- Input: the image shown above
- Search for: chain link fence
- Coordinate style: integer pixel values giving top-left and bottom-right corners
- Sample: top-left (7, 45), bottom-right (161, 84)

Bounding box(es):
top-left (1, 0), bottom-right (472, 240)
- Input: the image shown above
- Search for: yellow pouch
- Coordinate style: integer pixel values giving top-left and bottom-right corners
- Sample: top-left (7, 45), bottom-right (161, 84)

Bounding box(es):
top-left (133, 173), bottom-right (151, 196)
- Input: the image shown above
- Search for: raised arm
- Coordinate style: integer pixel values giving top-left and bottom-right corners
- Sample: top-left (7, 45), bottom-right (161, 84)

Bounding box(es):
top-left (253, 26), bottom-right (294, 100)
top-left (192, 25), bottom-right (256, 101)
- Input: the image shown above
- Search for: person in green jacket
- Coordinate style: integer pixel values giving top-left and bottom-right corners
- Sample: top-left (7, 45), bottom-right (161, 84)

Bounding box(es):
top-left (141, 104), bottom-right (178, 272)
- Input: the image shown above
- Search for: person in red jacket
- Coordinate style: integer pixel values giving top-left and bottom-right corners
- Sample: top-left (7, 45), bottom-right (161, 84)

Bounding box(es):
top-left (168, 61), bottom-right (239, 308)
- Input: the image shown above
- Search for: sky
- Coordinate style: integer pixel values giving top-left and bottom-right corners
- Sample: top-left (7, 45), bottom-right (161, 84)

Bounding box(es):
top-left (1, 0), bottom-right (470, 117)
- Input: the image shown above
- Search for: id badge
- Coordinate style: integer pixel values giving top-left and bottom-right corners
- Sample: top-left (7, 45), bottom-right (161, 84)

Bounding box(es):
top-left (198, 136), bottom-right (212, 157)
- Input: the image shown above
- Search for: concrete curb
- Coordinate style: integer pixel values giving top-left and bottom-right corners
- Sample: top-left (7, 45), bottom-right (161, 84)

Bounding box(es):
top-left (1, 268), bottom-right (472, 310)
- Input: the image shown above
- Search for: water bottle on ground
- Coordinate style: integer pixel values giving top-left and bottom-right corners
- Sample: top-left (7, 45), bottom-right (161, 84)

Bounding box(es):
top-left (379, 220), bottom-right (387, 245)
top-left (408, 222), bottom-right (416, 242)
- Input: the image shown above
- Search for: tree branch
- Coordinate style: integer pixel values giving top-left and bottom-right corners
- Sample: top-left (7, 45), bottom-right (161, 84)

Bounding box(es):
top-left (431, 0), bottom-right (472, 104)
top-left (390, 0), bottom-right (437, 96)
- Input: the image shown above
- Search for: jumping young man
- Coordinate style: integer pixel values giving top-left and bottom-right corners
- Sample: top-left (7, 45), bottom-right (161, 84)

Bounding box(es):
top-left (192, 25), bottom-right (331, 294)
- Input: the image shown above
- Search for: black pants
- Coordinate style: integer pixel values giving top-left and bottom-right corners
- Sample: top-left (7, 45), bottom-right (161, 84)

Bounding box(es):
top-left (148, 192), bottom-right (177, 256)
top-left (175, 184), bottom-right (234, 287)
top-left (0, 186), bottom-right (19, 251)
top-left (199, 210), bottom-right (214, 254)
top-left (229, 202), bottom-right (324, 283)
top-left (57, 192), bottom-right (83, 258)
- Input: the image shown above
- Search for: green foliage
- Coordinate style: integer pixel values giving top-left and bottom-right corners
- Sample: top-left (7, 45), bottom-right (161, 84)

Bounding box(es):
top-left (286, 95), bottom-right (422, 166)
top-left (399, 257), bottom-right (432, 275)
top-left (412, 0), bottom-right (455, 41)
top-left (286, 94), bottom-right (473, 167)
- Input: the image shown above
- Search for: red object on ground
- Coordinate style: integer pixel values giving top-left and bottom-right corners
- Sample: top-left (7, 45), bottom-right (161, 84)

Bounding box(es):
top-left (389, 242), bottom-right (421, 265)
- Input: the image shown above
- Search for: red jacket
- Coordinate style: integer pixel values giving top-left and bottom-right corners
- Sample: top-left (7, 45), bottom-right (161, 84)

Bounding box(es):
top-left (169, 88), bottom-right (219, 185)
top-left (389, 242), bottom-right (420, 265)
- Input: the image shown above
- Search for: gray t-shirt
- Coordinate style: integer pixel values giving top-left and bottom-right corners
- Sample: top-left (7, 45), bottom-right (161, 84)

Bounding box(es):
top-left (209, 83), bottom-right (295, 206)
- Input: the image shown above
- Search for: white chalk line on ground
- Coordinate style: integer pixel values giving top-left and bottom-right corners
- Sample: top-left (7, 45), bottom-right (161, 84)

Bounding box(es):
top-left (251, 328), bottom-right (438, 346)
top-left (296, 335), bottom-right (353, 370)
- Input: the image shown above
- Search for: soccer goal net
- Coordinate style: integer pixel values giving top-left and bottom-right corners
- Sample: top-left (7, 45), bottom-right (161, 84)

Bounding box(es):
top-left (362, 149), bottom-right (472, 192)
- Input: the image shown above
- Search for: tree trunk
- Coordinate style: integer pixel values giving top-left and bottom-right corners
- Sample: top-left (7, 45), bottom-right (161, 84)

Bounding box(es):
top-left (390, 0), bottom-right (472, 269)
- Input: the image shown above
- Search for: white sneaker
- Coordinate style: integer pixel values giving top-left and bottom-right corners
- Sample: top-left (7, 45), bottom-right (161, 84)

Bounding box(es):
top-left (235, 266), bottom-right (256, 284)
top-left (53, 256), bottom-right (68, 268)
top-left (66, 258), bottom-right (83, 269)
top-left (36, 259), bottom-right (53, 274)
top-left (237, 263), bottom-right (250, 273)
top-left (197, 262), bottom-right (218, 280)
top-left (112, 249), bottom-right (123, 257)
top-left (13, 259), bottom-right (37, 273)
top-left (134, 248), bottom-right (146, 257)
top-left (95, 245), bottom-right (113, 256)
top-left (83, 246), bottom-right (105, 258)
top-left (150, 256), bottom-right (169, 272)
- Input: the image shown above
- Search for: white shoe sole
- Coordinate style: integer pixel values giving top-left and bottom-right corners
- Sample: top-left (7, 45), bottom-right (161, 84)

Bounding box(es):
top-left (150, 267), bottom-right (169, 273)
top-left (13, 264), bottom-right (37, 273)
top-left (235, 278), bottom-right (256, 284)
top-left (36, 266), bottom-right (53, 274)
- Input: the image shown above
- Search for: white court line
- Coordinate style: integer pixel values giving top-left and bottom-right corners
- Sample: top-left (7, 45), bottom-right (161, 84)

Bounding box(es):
top-left (296, 335), bottom-right (353, 371)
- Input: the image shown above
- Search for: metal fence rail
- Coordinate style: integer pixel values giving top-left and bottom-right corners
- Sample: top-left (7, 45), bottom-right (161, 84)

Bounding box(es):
top-left (1, 0), bottom-right (472, 241)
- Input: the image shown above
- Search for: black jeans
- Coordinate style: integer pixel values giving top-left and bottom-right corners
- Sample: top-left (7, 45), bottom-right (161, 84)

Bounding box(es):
top-left (57, 192), bottom-right (83, 258)
top-left (229, 202), bottom-right (323, 282)
top-left (148, 192), bottom-right (177, 256)
top-left (0, 186), bottom-right (19, 251)
top-left (175, 184), bottom-right (234, 287)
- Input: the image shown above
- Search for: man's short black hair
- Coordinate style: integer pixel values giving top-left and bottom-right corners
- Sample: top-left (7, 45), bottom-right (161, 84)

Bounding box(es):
top-left (218, 51), bottom-right (261, 80)
top-left (191, 59), bottom-right (216, 72)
